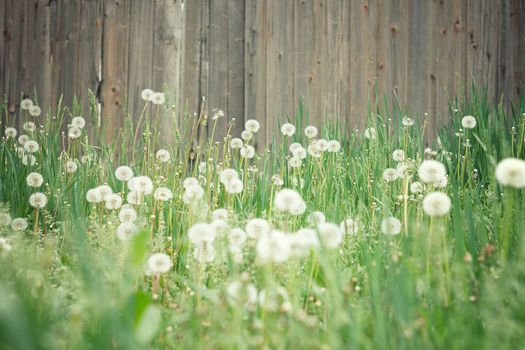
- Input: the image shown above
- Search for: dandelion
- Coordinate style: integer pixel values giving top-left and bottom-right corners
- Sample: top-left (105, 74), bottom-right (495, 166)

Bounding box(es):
top-left (241, 130), bottom-right (253, 141)
top-left (304, 126), bottom-right (318, 139)
top-left (65, 160), bottom-right (78, 173)
top-left (23, 121), bottom-right (36, 132)
top-left (422, 192), bottom-right (452, 216)
top-left (273, 189), bottom-right (306, 216)
top-left (22, 154), bottom-right (36, 166)
top-left (115, 166), bottom-right (134, 181)
top-left (29, 105), bottom-right (41, 117)
top-left (68, 127), bottom-right (82, 139)
top-left (0, 238), bottom-right (12, 252)
top-left (156, 149), bottom-right (170, 163)
top-left (396, 162), bottom-right (410, 178)
top-left (410, 181), bottom-right (424, 194)
top-left (288, 156), bottom-right (302, 168)
top-left (290, 228), bottom-right (319, 256)
top-left (281, 123), bottom-right (296, 136)
top-left (245, 119), bottom-right (260, 133)
top-left (495, 158), bottom-right (525, 188)
top-left (154, 187), bottom-right (173, 201)
top-left (194, 244), bottom-right (217, 263)
top-left (290, 142), bottom-right (303, 153)
top-left (119, 207), bottom-right (137, 223)
top-left (364, 127), bottom-right (377, 140)
top-left (18, 134), bottom-right (29, 145)
top-left (116, 222), bottom-right (138, 241)
top-left (96, 185), bottom-right (114, 200)
top-left (230, 138), bottom-right (243, 149)
top-left (29, 192), bottom-right (47, 208)
top-left (182, 184), bottom-right (205, 204)
top-left (141, 88), bottom-right (154, 101)
top-left (26, 172), bottom-right (44, 188)
top-left (20, 98), bottom-right (33, 110)
top-left (24, 140), bottom-right (39, 153)
top-left (307, 144), bottom-right (322, 158)
top-left (0, 213), bottom-right (12, 226)
top-left (381, 217), bottom-right (401, 235)
top-left (308, 211), bottom-right (326, 225)
top-left (224, 178), bottom-right (243, 194)
top-left (11, 218), bottom-right (28, 231)
top-left (229, 228), bottom-right (247, 247)
top-left (461, 115), bottom-right (477, 129)
top-left (418, 160), bottom-right (447, 184)
top-left (151, 92), bottom-right (165, 105)
top-left (71, 116), bottom-right (86, 129)
top-left (105, 193), bottom-right (123, 210)
top-left (211, 109), bottom-right (225, 120)
top-left (392, 149), bottom-right (405, 162)
top-left (340, 218), bottom-right (358, 235)
top-left (327, 140), bottom-right (341, 153)
top-left (383, 168), bottom-right (399, 182)
top-left (402, 116), bottom-right (414, 127)
top-left (317, 222), bottom-right (343, 248)
top-left (147, 253), bottom-right (172, 274)
top-left (240, 145), bottom-right (255, 159)
top-left (188, 223), bottom-right (217, 246)
top-left (219, 169), bottom-right (239, 185)
top-left (256, 230), bottom-right (291, 263)
top-left (16, 147), bottom-right (25, 158)
top-left (128, 176), bottom-right (153, 194)
top-left (183, 177), bottom-right (199, 189)
top-left (271, 175), bottom-right (284, 187)
top-left (246, 218), bottom-right (271, 239)
top-left (86, 188), bottom-right (102, 203)
top-left (212, 208), bottom-right (228, 221)
top-left (4, 127), bottom-right (17, 138)
top-left (316, 139), bottom-right (329, 152)
top-left (81, 155), bottom-right (91, 164)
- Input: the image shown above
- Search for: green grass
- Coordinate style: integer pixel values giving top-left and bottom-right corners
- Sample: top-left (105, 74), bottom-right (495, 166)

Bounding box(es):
top-left (0, 86), bottom-right (524, 349)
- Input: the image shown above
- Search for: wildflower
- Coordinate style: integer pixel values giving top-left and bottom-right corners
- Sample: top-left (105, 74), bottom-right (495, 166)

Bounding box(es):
top-left (26, 172), bottom-right (44, 188)
top-left (317, 222), bottom-right (343, 248)
top-left (396, 162), bottom-right (410, 178)
top-left (383, 168), bottom-right (399, 182)
top-left (11, 218), bottom-right (28, 231)
top-left (307, 144), bottom-right (322, 158)
top-left (461, 115), bottom-right (477, 129)
top-left (16, 147), bottom-right (25, 158)
top-left (340, 218), bottom-right (358, 235)
top-left (24, 140), bottom-right (39, 153)
top-left (229, 228), bottom-right (247, 247)
top-left (156, 149), bottom-right (170, 163)
top-left (271, 175), bottom-right (284, 187)
top-left (18, 134), bottom-right (29, 145)
top-left (212, 208), bottom-right (228, 221)
top-left (230, 138), bottom-right (243, 149)
top-left (256, 230), bottom-right (291, 263)
top-left (402, 116), bottom-right (414, 127)
top-left (194, 244), bottom-right (217, 263)
top-left (381, 217), bottom-right (401, 235)
top-left (246, 218), bottom-right (271, 239)
top-left (495, 158), bottom-right (525, 188)
top-left (364, 127), bottom-right (377, 140)
top-left (182, 177), bottom-right (199, 189)
top-left (68, 127), bottom-right (82, 139)
top-left (141, 88), bottom-right (154, 101)
top-left (241, 130), bottom-right (253, 141)
top-left (316, 139), bottom-right (329, 152)
top-left (288, 156), bottom-right (302, 168)
top-left (22, 154), bottom-right (36, 166)
top-left (117, 222), bottom-right (138, 241)
top-left (245, 119), bottom-right (260, 133)
top-left (105, 193), bottom-right (123, 210)
top-left (127, 191), bottom-right (143, 205)
top-left (182, 184), bottom-right (204, 204)
top-left (151, 92), bottom-right (165, 105)
top-left (71, 116), bottom-right (86, 129)
top-left (224, 178), bottom-right (243, 194)
top-left (147, 253), bottom-right (172, 274)
top-left (240, 145), bottom-right (255, 159)
top-left (308, 211), bottom-right (326, 225)
top-left (23, 121), bottom-right (36, 132)
top-left (65, 160), bottom-right (78, 173)
top-left (115, 166), bottom-right (134, 181)
top-left (86, 188), bottom-right (102, 203)
top-left (119, 206), bottom-right (137, 223)
top-left (422, 192), bottom-right (452, 216)
top-left (0, 238), bottom-right (12, 252)
top-left (327, 140), bottom-right (341, 153)
top-left (29, 105), bottom-right (41, 117)
top-left (273, 189), bottom-right (306, 215)
top-left (188, 223), bottom-right (217, 246)
top-left (154, 187), bottom-right (173, 201)
top-left (0, 213), bottom-right (12, 226)
top-left (96, 185), bottom-right (114, 200)
top-left (211, 109), bottom-right (225, 120)
top-left (418, 160), bottom-right (447, 184)
top-left (4, 127), bottom-right (17, 138)
top-left (410, 181), bottom-right (424, 194)
top-left (292, 147), bottom-right (307, 159)
top-left (289, 142), bottom-right (303, 153)
top-left (219, 169), bottom-right (239, 185)
top-left (20, 98), bottom-right (33, 110)
top-left (128, 176), bottom-right (153, 194)
top-left (304, 126), bottom-right (318, 139)
top-left (281, 123), bottom-right (296, 136)
top-left (29, 192), bottom-right (47, 208)
top-left (226, 281), bottom-right (258, 309)
top-left (392, 149), bottom-right (405, 162)
top-left (290, 228), bottom-right (319, 256)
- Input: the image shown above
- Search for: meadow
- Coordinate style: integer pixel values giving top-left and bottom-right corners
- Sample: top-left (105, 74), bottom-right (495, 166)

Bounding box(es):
top-left (1, 87), bottom-right (525, 349)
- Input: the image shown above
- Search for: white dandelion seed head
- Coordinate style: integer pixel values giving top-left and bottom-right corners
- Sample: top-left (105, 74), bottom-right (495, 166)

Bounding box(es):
top-left (308, 211), bottom-right (326, 226)
top-left (68, 127), bottom-right (82, 139)
top-left (383, 168), bottom-right (399, 182)
top-left (230, 137), bottom-right (244, 149)
top-left (288, 156), bottom-right (302, 168)
top-left (281, 123), bottom-right (296, 136)
top-left (245, 119), bottom-right (260, 133)
top-left (0, 213), bottom-right (12, 226)
top-left (304, 125), bottom-right (318, 139)
top-left (364, 127), bottom-right (377, 140)
top-left (422, 192), bottom-right (452, 216)
top-left (24, 140), bottom-right (39, 153)
top-left (29, 192), bottom-right (47, 209)
top-left (182, 177), bottom-right (199, 189)
top-left (316, 139), bottom-right (329, 152)
top-left (29, 105), bottom-right (41, 117)
top-left (410, 181), bottom-right (424, 194)
top-left (292, 146), bottom-right (307, 160)
top-left (289, 142), bottom-right (303, 153)
top-left (307, 144), bottom-right (322, 158)
top-left (212, 208), bottom-right (228, 221)
top-left (26, 172), bottom-right (44, 188)
top-left (495, 158), bottom-right (525, 188)
top-left (154, 187), bottom-right (173, 202)
top-left (18, 134), bottom-right (29, 145)
top-left (117, 222), bottom-right (138, 241)
top-left (96, 185), bottom-right (114, 200)
top-left (23, 121), bottom-right (36, 132)
top-left (219, 168), bottom-right (239, 185)
top-left (245, 218), bottom-right (271, 239)
top-left (20, 98), bottom-right (33, 110)
top-left (224, 178), bottom-right (243, 194)
top-left (256, 230), bottom-right (291, 264)
top-left (317, 222), bottom-right (343, 248)
top-left (211, 108), bottom-right (225, 120)
top-left (327, 140), bottom-right (341, 153)
top-left (11, 218), bottom-right (28, 231)
top-left (119, 207), bottom-right (137, 223)
top-left (105, 193), bottom-right (123, 210)
top-left (115, 165), bottom-right (134, 181)
top-left (340, 218), bottom-right (359, 235)
top-left (65, 160), bottom-right (78, 173)
top-left (418, 160), bottom-right (447, 184)
top-left (22, 154), bottom-right (36, 166)
top-left (4, 127), bottom-right (17, 138)
top-left (240, 145), bottom-right (255, 159)
top-left (141, 88), bottom-right (154, 101)
top-left (290, 228), bottom-right (319, 257)
top-left (381, 217), bottom-right (401, 235)
top-left (188, 223), bottom-right (217, 246)
top-left (392, 149), bottom-right (405, 162)
top-left (128, 176), bottom-right (153, 194)
top-left (182, 184), bottom-right (204, 204)
top-left (86, 188), bottom-right (102, 203)
top-left (71, 116), bottom-right (86, 129)
top-left (461, 115), bottom-right (477, 129)
top-left (274, 189), bottom-right (306, 215)
top-left (156, 149), bottom-right (170, 163)
top-left (151, 92), bottom-right (165, 105)
top-left (241, 129), bottom-right (253, 141)
top-left (271, 175), bottom-right (284, 187)
top-left (229, 227), bottom-right (247, 247)
top-left (147, 253), bottom-right (172, 274)
top-left (402, 116), bottom-right (414, 127)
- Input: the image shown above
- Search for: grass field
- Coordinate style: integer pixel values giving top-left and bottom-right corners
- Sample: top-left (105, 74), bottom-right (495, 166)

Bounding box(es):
top-left (1, 87), bottom-right (525, 349)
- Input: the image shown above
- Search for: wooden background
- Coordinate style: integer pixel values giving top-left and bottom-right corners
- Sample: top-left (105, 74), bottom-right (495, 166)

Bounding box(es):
top-left (1, 0), bottom-right (524, 143)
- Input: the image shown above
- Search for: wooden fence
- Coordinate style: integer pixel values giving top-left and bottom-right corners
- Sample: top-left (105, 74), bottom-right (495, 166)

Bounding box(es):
top-left (1, 0), bottom-right (524, 144)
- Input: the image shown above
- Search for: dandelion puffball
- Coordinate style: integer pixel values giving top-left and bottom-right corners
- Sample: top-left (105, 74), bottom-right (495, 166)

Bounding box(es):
top-left (20, 98), bottom-right (33, 110)
top-left (151, 92), bottom-right (165, 105)
top-left (119, 207), bottom-right (137, 223)
top-left (117, 222), bottom-right (138, 241)
top-left (230, 138), bottom-right (243, 149)
top-left (24, 140), bottom-right (39, 153)
top-left (461, 115), bottom-right (477, 129)
top-left (281, 123), bottom-right (296, 136)
top-left (383, 168), bottom-right (399, 182)
top-left (29, 105), bottom-right (41, 117)
top-left (86, 188), bottom-right (102, 203)
top-left (418, 160), bottom-right (447, 184)
top-left (245, 119), bottom-right (260, 133)
top-left (392, 149), bottom-right (405, 162)
top-left (147, 253), bottom-right (173, 274)
top-left (240, 145), bottom-right (255, 159)
top-left (188, 223), bottom-right (217, 246)
top-left (273, 189), bottom-right (306, 216)
top-left (0, 213), bottom-right (12, 227)
top-left (26, 172), bottom-right (44, 188)
top-left (364, 127), bottom-right (377, 140)
top-left (245, 218), bottom-right (271, 239)
top-left (422, 192), bottom-right (452, 216)
top-left (304, 126), bottom-right (318, 139)
top-left (105, 193), bottom-right (123, 210)
top-left (115, 166), bottom-right (134, 181)
top-left (495, 158), bottom-right (525, 188)
top-left (29, 192), bottom-right (47, 209)
top-left (65, 160), bottom-right (78, 173)
top-left (156, 149), bottom-right (170, 163)
top-left (71, 116), bottom-right (86, 129)
top-left (11, 218), bottom-right (28, 231)
top-left (154, 187), bottom-right (173, 201)
top-left (141, 88), bottom-right (154, 101)
top-left (317, 222), bottom-right (343, 248)
top-left (381, 217), bottom-right (401, 235)
top-left (4, 127), bottom-right (17, 138)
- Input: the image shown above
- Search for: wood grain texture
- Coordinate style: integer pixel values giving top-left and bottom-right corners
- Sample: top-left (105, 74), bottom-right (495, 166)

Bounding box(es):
top-left (1, 0), bottom-right (525, 144)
